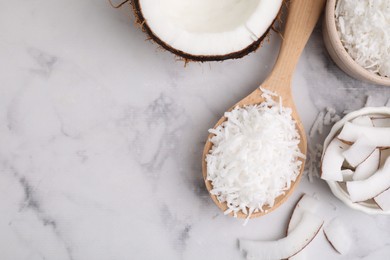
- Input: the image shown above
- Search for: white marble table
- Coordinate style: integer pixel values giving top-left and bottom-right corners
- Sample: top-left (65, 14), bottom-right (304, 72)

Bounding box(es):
top-left (1, 1), bottom-right (390, 259)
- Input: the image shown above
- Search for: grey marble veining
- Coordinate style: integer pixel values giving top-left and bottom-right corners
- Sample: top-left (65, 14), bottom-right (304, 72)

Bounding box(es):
top-left (1, 1), bottom-right (390, 259)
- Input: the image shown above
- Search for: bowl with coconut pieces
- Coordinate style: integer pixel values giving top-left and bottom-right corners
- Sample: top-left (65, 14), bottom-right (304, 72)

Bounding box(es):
top-left (321, 107), bottom-right (390, 214)
top-left (323, 0), bottom-right (390, 86)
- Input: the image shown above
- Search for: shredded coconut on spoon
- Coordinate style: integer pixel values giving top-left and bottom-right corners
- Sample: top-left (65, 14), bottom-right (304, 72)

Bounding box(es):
top-left (206, 88), bottom-right (304, 219)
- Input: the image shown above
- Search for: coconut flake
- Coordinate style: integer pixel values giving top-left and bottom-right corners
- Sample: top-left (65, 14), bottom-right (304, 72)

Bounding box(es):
top-left (342, 137), bottom-right (376, 167)
top-left (287, 195), bottom-right (319, 234)
top-left (374, 188), bottom-right (390, 211)
top-left (335, 0), bottom-right (390, 77)
top-left (341, 169), bottom-right (354, 181)
top-left (372, 117), bottom-right (390, 127)
top-left (321, 139), bottom-right (349, 181)
top-left (353, 149), bottom-right (380, 181)
top-left (206, 88), bottom-right (303, 217)
top-left (346, 157), bottom-right (390, 202)
top-left (239, 212), bottom-right (323, 260)
top-left (351, 116), bottom-right (373, 126)
top-left (338, 122), bottom-right (390, 147)
top-left (323, 218), bottom-right (352, 255)
top-left (287, 195), bottom-right (319, 260)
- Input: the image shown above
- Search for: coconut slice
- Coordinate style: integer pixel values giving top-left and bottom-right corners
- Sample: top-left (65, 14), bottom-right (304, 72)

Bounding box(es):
top-left (380, 149), bottom-right (390, 166)
top-left (353, 149), bottom-right (380, 181)
top-left (351, 116), bottom-right (373, 126)
top-left (338, 122), bottom-right (390, 147)
top-left (371, 117), bottom-right (390, 127)
top-left (287, 195), bottom-right (319, 234)
top-left (341, 169), bottom-right (354, 181)
top-left (374, 188), bottom-right (390, 211)
top-left (321, 139), bottom-right (349, 181)
top-left (342, 137), bottom-right (376, 167)
top-left (323, 218), bottom-right (351, 255)
top-left (132, 0), bottom-right (283, 61)
top-left (239, 212), bottom-right (323, 260)
top-left (287, 195), bottom-right (319, 260)
top-left (346, 157), bottom-right (390, 202)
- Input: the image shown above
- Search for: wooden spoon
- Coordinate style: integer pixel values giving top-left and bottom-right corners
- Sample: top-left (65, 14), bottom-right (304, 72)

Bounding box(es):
top-left (202, 0), bottom-right (326, 219)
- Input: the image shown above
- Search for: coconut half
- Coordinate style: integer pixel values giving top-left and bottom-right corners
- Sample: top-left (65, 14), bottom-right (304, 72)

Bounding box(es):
top-left (239, 212), bottom-right (323, 260)
top-left (132, 0), bottom-right (284, 61)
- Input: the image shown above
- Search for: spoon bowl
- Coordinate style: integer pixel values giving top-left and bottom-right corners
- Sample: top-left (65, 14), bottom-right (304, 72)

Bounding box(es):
top-left (202, 0), bottom-right (326, 219)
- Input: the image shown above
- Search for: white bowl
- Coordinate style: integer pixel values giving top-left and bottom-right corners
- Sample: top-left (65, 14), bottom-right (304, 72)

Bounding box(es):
top-left (323, 107), bottom-right (390, 214)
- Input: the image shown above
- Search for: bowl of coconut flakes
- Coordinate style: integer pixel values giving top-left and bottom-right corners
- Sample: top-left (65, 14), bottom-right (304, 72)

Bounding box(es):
top-left (321, 107), bottom-right (390, 214)
top-left (323, 0), bottom-right (390, 86)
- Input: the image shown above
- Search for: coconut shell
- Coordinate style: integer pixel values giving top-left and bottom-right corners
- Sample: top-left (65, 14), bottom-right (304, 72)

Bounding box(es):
top-left (131, 0), bottom-right (286, 62)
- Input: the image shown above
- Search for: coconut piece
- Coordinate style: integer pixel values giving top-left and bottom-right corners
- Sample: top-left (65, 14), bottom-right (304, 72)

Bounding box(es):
top-left (346, 157), bottom-right (390, 202)
top-left (321, 139), bottom-right (349, 181)
top-left (132, 0), bottom-right (283, 61)
top-left (372, 117), bottom-right (390, 127)
top-left (353, 149), bottom-right (380, 181)
top-left (341, 169), bottom-right (354, 181)
top-left (342, 137), bottom-right (376, 167)
top-left (374, 188), bottom-right (390, 211)
top-left (351, 116), bottom-right (373, 126)
top-left (380, 149), bottom-right (390, 166)
top-left (323, 218), bottom-right (351, 255)
top-left (287, 195), bottom-right (319, 260)
top-left (239, 212), bottom-right (323, 260)
top-left (338, 122), bottom-right (390, 147)
top-left (287, 195), bottom-right (319, 234)
top-left (375, 192), bottom-right (390, 211)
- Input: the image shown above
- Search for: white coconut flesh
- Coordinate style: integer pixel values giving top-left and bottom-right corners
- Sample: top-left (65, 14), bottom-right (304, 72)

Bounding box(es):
top-left (287, 195), bottom-right (319, 234)
top-left (338, 122), bottom-right (390, 147)
top-left (380, 149), bottom-right (390, 166)
top-left (341, 169), bottom-right (354, 181)
top-left (137, 0), bottom-right (283, 57)
top-left (323, 218), bottom-right (351, 255)
top-left (351, 115), bottom-right (373, 126)
top-left (353, 149), bottom-right (380, 181)
top-left (239, 212), bottom-right (323, 260)
top-left (374, 188), bottom-right (390, 211)
top-left (342, 137), bottom-right (376, 167)
top-left (287, 195), bottom-right (319, 260)
top-left (346, 157), bottom-right (390, 202)
top-left (372, 117), bottom-right (390, 127)
top-left (321, 139), bottom-right (349, 181)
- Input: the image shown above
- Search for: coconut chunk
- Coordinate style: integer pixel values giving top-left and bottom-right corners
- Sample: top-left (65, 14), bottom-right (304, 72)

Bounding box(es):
top-left (351, 116), bottom-right (373, 126)
top-left (323, 218), bottom-right (351, 255)
top-left (287, 195), bottom-right (319, 234)
top-left (338, 122), bottom-right (390, 147)
top-left (380, 149), bottom-right (390, 166)
top-left (239, 212), bottom-right (323, 260)
top-left (374, 188), bottom-right (390, 211)
top-left (346, 157), bottom-right (390, 202)
top-left (321, 139), bottom-right (349, 181)
top-left (341, 169), bottom-right (354, 181)
top-left (342, 137), bottom-right (376, 167)
top-left (372, 117), bottom-right (390, 127)
top-left (353, 149), bottom-right (380, 181)
top-left (287, 195), bottom-right (319, 260)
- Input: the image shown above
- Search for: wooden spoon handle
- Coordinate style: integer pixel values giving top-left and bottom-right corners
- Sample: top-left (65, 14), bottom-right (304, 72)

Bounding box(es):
top-left (265, 0), bottom-right (326, 91)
